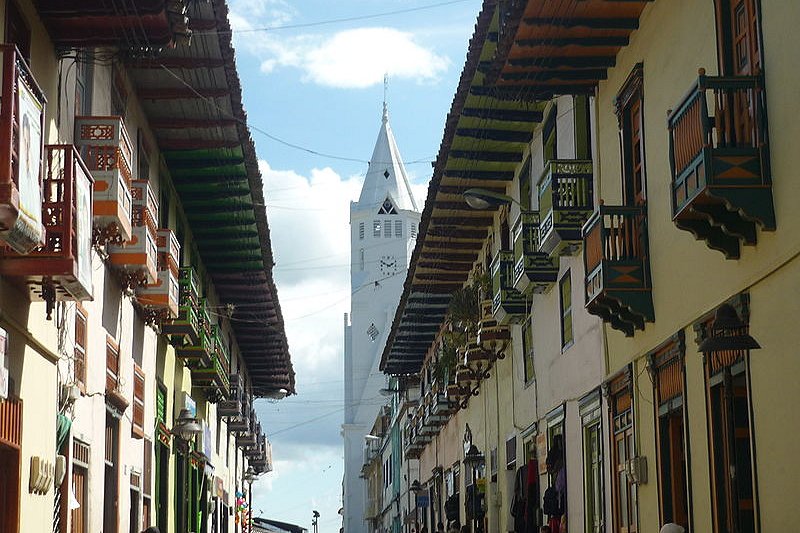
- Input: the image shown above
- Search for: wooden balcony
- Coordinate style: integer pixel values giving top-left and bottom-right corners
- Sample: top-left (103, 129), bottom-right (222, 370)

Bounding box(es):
top-left (0, 397), bottom-right (22, 449)
top-left (135, 227), bottom-right (180, 320)
top-left (512, 210), bottom-right (558, 295)
top-left (74, 115), bottom-right (133, 244)
top-left (227, 388), bottom-right (251, 433)
top-left (156, 228), bottom-right (180, 274)
top-left (491, 251), bottom-right (527, 325)
top-left (108, 180), bottom-right (158, 286)
top-left (191, 352), bottom-right (230, 397)
top-left (537, 159), bottom-right (594, 257)
top-left (219, 373), bottom-right (243, 417)
top-left (0, 145), bottom-right (94, 318)
top-left (583, 205), bottom-right (654, 337)
top-left (176, 325), bottom-right (213, 368)
top-left (668, 72), bottom-right (774, 259)
top-left (0, 45), bottom-right (47, 254)
top-left (161, 266), bottom-right (200, 344)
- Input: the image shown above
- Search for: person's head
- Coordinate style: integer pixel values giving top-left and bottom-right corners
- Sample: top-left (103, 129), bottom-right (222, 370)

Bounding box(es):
top-left (142, 528), bottom-right (160, 533)
top-left (659, 525), bottom-right (685, 533)
top-left (540, 527), bottom-right (552, 533)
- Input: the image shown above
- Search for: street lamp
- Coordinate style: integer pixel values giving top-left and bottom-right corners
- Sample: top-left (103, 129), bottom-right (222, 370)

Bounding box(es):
top-left (462, 188), bottom-right (518, 210)
top-left (697, 303), bottom-right (761, 353)
top-left (312, 510), bottom-right (320, 533)
top-left (171, 408), bottom-right (202, 441)
top-left (410, 480), bottom-right (423, 533)
top-left (244, 466), bottom-right (259, 533)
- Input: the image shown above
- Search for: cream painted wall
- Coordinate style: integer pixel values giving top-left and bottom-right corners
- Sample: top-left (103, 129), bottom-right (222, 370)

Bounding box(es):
top-left (592, 0), bottom-right (800, 532)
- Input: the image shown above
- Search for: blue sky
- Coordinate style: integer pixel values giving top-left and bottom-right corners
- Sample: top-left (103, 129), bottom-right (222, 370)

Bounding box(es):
top-left (226, 1), bottom-right (481, 530)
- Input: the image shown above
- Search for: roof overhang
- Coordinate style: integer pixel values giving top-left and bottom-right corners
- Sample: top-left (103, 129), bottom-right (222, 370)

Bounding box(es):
top-left (485, 0), bottom-right (653, 97)
top-left (380, 0), bottom-right (545, 375)
top-left (124, 0), bottom-right (294, 396)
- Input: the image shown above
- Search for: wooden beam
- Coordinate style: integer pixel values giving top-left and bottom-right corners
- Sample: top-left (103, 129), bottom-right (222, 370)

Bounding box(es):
top-left (138, 87), bottom-right (230, 100)
top-left (430, 216), bottom-right (492, 227)
top-left (415, 272), bottom-right (469, 283)
top-left (426, 227), bottom-right (487, 240)
top-left (128, 57), bottom-right (226, 69)
top-left (523, 17), bottom-right (640, 30)
top-left (500, 69), bottom-right (608, 82)
top-left (417, 262), bottom-right (475, 273)
top-left (410, 283), bottom-right (462, 294)
top-left (516, 36), bottom-right (630, 48)
top-left (150, 118), bottom-right (238, 129)
top-left (418, 251), bottom-right (478, 263)
top-left (449, 150), bottom-right (522, 163)
top-left (158, 138), bottom-right (241, 150)
top-left (455, 128), bottom-right (533, 143)
top-left (432, 201), bottom-right (475, 211)
top-left (189, 18), bottom-right (218, 31)
top-left (470, 85), bottom-right (595, 100)
top-left (460, 107), bottom-right (543, 122)
top-left (507, 56), bottom-right (617, 69)
top-left (438, 184), bottom-right (506, 195)
top-left (442, 170), bottom-right (515, 181)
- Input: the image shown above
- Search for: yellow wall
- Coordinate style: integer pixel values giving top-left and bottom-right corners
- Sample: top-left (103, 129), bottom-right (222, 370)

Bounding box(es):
top-left (593, 0), bottom-right (800, 531)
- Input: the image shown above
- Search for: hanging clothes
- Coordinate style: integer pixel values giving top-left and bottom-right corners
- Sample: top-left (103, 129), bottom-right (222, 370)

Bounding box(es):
top-left (510, 466), bottom-right (526, 532)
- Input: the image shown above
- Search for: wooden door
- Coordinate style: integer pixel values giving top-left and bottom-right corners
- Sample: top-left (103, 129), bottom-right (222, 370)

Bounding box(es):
top-left (0, 446), bottom-right (20, 533)
top-left (71, 467), bottom-right (87, 533)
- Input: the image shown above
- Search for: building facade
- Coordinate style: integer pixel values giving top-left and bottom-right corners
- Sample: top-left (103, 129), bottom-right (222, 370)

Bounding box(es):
top-left (0, 1), bottom-right (292, 532)
top-left (380, 1), bottom-right (800, 533)
top-left (343, 106), bottom-right (421, 533)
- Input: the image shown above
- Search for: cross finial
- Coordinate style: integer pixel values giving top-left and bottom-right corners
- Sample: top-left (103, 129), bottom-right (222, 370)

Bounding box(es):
top-left (382, 73), bottom-right (389, 123)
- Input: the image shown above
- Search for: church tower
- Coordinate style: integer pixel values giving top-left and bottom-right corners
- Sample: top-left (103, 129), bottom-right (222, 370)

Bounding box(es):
top-left (342, 103), bottom-right (421, 533)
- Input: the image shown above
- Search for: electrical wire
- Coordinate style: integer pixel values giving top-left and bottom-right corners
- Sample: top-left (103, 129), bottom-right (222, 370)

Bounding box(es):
top-left (197, 0), bottom-right (474, 36)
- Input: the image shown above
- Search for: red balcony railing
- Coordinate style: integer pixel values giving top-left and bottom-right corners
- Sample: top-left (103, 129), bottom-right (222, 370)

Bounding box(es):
top-left (0, 44), bottom-right (47, 254)
top-left (0, 145), bottom-right (94, 317)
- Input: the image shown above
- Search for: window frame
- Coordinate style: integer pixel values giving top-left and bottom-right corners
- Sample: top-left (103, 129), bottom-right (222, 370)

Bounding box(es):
top-left (614, 64), bottom-right (647, 207)
top-left (697, 296), bottom-right (759, 533)
top-left (74, 306), bottom-right (88, 392)
top-left (559, 270), bottom-right (573, 350)
top-left (649, 331), bottom-right (692, 532)
top-left (580, 391), bottom-right (604, 533)
top-left (606, 366), bottom-right (638, 533)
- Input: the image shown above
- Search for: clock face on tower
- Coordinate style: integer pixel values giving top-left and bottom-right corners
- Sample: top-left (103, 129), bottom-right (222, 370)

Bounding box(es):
top-left (379, 255), bottom-right (398, 276)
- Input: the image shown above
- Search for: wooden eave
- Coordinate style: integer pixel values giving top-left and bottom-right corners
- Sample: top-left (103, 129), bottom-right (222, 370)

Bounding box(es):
top-left (35, 0), bottom-right (189, 50)
top-left (380, 1), bottom-right (548, 375)
top-left (123, 0), bottom-right (294, 395)
top-left (485, 0), bottom-right (652, 96)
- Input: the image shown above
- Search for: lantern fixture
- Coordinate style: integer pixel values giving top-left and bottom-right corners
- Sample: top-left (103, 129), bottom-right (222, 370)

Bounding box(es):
top-left (697, 303), bottom-right (761, 353)
top-left (171, 408), bottom-right (202, 441)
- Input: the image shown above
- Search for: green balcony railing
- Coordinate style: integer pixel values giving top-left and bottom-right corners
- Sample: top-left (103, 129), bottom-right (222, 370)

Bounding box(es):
top-left (512, 210), bottom-right (559, 295)
top-left (491, 250), bottom-right (527, 325)
top-left (537, 159), bottom-right (594, 257)
top-left (667, 71), bottom-right (774, 259)
top-left (583, 204), bottom-right (653, 337)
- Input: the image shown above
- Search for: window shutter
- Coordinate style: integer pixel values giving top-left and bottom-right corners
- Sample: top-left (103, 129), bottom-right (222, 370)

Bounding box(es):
top-left (106, 337), bottom-right (119, 392)
top-left (74, 309), bottom-right (87, 388)
top-left (132, 364), bottom-right (145, 438)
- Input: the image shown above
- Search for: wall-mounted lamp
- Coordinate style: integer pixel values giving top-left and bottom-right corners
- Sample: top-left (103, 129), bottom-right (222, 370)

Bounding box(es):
top-left (463, 188), bottom-right (518, 210)
top-left (697, 304), bottom-right (761, 353)
top-left (172, 408), bottom-right (202, 441)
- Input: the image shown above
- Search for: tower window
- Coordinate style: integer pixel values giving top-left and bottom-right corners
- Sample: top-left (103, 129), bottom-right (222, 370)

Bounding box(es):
top-left (359, 249), bottom-right (365, 271)
top-left (359, 222), bottom-right (364, 240)
top-left (379, 198), bottom-right (397, 215)
top-left (410, 223), bottom-right (418, 239)
top-left (383, 169), bottom-right (390, 179)
top-left (373, 220), bottom-right (381, 237)
top-left (394, 220), bottom-right (402, 238)
top-left (367, 324), bottom-right (379, 341)
top-left (384, 220), bottom-right (392, 237)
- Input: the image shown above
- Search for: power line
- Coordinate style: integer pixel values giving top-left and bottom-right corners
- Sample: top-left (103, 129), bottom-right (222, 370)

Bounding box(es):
top-left (199, 0), bottom-right (474, 36)
top-left (157, 63), bottom-right (434, 165)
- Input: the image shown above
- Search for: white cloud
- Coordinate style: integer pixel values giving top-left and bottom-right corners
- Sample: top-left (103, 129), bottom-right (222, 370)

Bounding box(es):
top-left (297, 27), bottom-right (450, 88)
top-left (229, 0), bottom-right (450, 89)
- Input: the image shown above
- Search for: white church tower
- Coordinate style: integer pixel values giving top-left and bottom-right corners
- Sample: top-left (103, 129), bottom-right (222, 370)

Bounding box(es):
top-left (342, 101), bottom-right (420, 533)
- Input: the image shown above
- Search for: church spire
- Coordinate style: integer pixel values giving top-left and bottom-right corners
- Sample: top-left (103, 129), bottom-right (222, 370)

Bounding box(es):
top-left (356, 91), bottom-right (419, 213)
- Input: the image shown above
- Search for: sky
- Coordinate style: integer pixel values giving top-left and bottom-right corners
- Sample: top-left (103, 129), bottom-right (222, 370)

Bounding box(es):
top-left (225, 1), bottom-right (482, 530)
